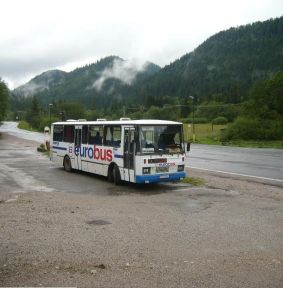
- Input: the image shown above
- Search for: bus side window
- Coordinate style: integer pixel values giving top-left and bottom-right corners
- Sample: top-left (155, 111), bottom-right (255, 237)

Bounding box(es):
top-left (53, 125), bottom-right (63, 141)
top-left (82, 125), bottom-right (88, 144)
top-left (63, 125), bottom-right (74, 143)
top-left (134, 130), bottom-right (140, 153)
top-left (89, 125), bottom-right (103, 145)
top-left (104, 126), bottom-right (121, 147)
top-left (104, 126), bottom-right (112, 146)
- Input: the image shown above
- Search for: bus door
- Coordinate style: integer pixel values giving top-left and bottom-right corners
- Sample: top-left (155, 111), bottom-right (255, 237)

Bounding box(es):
top-left (74, 125), bottom-right (82, 170)
top-left (123, 127), bottom-right (135, 182)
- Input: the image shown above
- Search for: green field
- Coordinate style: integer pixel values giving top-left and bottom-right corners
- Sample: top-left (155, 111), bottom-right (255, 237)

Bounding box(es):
top-left (183, 123), bottom-right (283, 148)
top-left (183, 123), bottom-right (227, 144)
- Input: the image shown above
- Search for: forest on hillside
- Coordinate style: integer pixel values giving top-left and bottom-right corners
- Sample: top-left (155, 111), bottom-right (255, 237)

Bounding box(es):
top-left (4, 71), bottom-right (283, 145)
top-left (140, 17), bottom-right (283, 106)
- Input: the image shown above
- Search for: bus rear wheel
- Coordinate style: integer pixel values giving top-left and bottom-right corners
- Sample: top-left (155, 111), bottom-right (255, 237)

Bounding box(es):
top-left (63, 156), bottom-right (72, 172)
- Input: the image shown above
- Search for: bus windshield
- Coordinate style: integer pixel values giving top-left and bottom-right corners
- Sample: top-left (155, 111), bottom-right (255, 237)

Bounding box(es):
top-left (140, 125), bottom-right (183, 154)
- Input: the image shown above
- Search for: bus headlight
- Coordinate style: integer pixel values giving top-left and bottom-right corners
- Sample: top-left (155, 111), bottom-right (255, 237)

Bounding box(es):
top-left (143, 167), bottom-right (151, 174)
top-left (177, 165), bottom-right (184, 172)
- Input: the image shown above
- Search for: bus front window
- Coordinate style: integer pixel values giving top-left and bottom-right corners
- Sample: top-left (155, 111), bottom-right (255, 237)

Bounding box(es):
top-left (140, 125), bottom-right (183, 154)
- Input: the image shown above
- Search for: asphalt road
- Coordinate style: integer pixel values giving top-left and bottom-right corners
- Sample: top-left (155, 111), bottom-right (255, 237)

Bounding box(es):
top-left (188, 143), bottom-right (283, 182)
top-left (1, 121), bottom-right (283, 184)
top-left (0, 121), bottom-right (44, 143)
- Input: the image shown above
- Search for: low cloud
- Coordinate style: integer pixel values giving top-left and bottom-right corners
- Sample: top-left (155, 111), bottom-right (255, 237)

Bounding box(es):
top-left (92, 58), bottom-right (149, 91)
top-left (14, 81), bottom-right (48, 97)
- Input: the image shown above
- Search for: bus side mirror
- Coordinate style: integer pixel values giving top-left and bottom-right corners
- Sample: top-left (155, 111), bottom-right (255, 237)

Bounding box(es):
top-left (186, 142), bottom-right (191, 152)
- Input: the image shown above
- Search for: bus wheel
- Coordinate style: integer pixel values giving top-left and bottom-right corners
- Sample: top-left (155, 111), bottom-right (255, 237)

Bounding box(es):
top-left (107, 165), bottom-right (114, 182)
top-left (113, 165), bottom-right (121, 185)
top-left (63, 156), bottom-right (72, 172)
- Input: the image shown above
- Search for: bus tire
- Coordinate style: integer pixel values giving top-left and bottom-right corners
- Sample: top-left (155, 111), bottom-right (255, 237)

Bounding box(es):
top-left (63, 156), bottom-right (72, 172)
top-left (107, 164), bottom-right (114, 182)
top-left (113, 165), bottom-right (121, 185)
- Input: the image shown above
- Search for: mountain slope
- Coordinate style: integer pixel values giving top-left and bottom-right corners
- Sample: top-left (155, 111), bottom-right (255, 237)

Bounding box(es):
top-left (13, 70), bottom-right (67, 97)
top-left (13, 56), bottom-right (161, 108)
top-left (140, 17), bottom-right (283, 104)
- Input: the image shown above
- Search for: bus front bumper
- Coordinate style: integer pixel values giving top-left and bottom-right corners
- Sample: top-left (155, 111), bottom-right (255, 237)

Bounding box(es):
top-left (135, 172), bottom-right (186, 184)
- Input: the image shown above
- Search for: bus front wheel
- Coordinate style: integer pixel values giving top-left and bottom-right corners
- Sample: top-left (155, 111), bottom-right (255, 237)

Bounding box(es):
top-left (108, 164), bottom-right (121, 185)
top-left (63, 156), bottom-right (72, 172)
top-left (113, 165), bottom-right (121, 185)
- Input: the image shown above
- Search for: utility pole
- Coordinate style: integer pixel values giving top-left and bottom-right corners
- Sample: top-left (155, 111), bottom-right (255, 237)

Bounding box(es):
top-left (49, 103), bottom-right (53, 128)
top-left (189, 96), bottom-right (195, 142)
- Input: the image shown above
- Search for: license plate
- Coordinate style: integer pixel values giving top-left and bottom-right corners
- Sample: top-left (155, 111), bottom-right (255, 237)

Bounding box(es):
top-left (156, 166), bottom-right (169, 173)
top-left (160, 175), bottom-right (169, 179)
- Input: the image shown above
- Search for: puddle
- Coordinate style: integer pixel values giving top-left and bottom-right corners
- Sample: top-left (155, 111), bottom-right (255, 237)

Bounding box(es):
top-left (107, 182), bottom-right (192, 196)
top-left (177, 187), bottom-right (239, 213)
top-left (187, 187), bottom-right (240, 198)
top-left (0, 162), bottom-right (55, 193)
top-left (86, 219), bottom-right (112, 225)
top-left (259, 206), bottom-right (277, 211)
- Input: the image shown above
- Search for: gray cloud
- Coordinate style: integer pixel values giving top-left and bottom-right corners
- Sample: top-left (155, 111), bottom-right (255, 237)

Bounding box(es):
top-left (1, 0), bottom-right (282, 89)
top-left (92, 58), bottom-right (148, 91)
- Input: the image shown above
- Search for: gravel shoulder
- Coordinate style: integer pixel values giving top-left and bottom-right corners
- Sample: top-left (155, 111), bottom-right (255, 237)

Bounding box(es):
top-left (0, 133), bottom-right (282, 288)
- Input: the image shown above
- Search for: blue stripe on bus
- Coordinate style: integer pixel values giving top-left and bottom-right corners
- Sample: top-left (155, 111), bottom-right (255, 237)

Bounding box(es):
top-left (135, 172), bottom-right (186, 184)
top-left (52, 146), bottom-right (67, 151)
top-left (114, 154), bottom-right (124, 159)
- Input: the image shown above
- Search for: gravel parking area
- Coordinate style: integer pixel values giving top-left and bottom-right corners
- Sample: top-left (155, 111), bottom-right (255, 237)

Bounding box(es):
top-left (0, 133), bottom-right (282, 287)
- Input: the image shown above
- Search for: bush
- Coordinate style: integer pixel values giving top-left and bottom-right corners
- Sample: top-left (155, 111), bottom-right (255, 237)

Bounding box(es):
top-left (195, 103), bottom-right (241, 122)
top-left (37, 143), bottom-right (47, 152)
top-left (18, 121), bottom-right (33, 131)
top-left (224, 117), bottom-right (283, 140)
top-left (212, 116), bottom-right (228, 125)
top-left (144, 106), bottom-right (179, 121)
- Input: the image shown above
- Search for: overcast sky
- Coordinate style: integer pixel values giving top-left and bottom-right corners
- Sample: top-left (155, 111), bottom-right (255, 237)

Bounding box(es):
top-left (1, 0), bottom-right (282, 89)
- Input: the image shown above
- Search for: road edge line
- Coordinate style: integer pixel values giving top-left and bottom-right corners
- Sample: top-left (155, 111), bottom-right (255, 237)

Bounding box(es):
top-left (186, 166), bottom-right (283, 183)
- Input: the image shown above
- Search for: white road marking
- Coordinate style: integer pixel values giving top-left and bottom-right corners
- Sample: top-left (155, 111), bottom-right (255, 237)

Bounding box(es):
top-left (186, 165), bottom-right (283, 183)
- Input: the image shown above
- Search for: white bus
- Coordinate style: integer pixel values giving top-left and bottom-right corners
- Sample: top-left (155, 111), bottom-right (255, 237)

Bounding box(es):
top-left (50, 119), bottom-right (188, 184)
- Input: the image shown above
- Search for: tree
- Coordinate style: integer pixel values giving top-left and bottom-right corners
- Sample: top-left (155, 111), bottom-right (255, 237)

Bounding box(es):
top-left (0, 78), bottom-right (9, 122)
top-left (224, 72), bottom-right (283, 140)
top-left (58, 102), bottom-right (86, 120)
top-left (26, 96), bottom-right (40, 128)
top-left (248, 71), bottom-right (283, 118)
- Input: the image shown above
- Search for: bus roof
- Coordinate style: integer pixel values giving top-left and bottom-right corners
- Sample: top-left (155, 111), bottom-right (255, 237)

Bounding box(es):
top-left (52, 119), bottom-right (183, 126)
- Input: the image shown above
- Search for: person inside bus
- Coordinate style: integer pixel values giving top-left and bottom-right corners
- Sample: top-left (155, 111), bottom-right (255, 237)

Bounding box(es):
top-left (157, 134), bottom-right (166, 150)
top-left (158, 133), bottom-right (175, 150)
top-left (94, 131), bottom-right (102, 145)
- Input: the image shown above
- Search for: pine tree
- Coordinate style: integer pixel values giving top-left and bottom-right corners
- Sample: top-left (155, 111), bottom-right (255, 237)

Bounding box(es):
top-left (0, 78), bottom-right (9, 122)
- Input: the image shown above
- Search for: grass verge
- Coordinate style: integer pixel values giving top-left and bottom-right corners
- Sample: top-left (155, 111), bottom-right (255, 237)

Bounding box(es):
top-left (181, 177), bottom-right (205, 186)
top-left (183, 123), bottom-right (283, 148)
top-left (18, 121), bottom-right (34, 131)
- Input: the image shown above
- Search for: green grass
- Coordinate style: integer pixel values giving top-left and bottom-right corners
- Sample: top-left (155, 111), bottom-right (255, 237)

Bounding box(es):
top-left (181, 177), bottom-right (205, 186)
top-left (183, 123), bottom-right (283, 148)
top-left (183, 123), bottom-right (227, 144)
top-left (18, 121), bottom-right (35, 131)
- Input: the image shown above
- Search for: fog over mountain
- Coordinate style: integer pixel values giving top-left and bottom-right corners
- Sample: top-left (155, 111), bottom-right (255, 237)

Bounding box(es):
top-left (1, 0), bottom-right (282, 88)
top-left (13, 56), bottom-right (161, 108)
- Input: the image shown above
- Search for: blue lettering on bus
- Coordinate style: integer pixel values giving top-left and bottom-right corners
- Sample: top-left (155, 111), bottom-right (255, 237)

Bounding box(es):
top-left (88, 147), bottom-right (93, 158)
